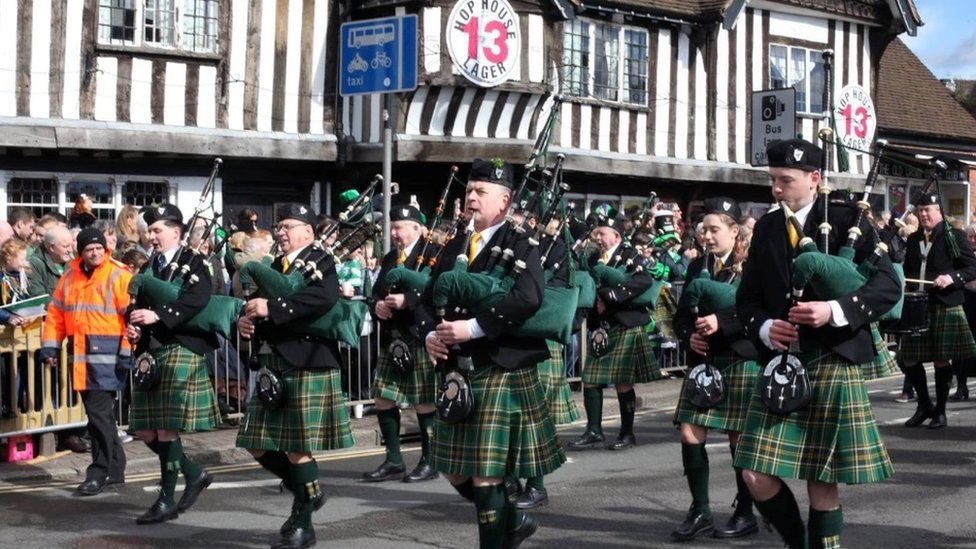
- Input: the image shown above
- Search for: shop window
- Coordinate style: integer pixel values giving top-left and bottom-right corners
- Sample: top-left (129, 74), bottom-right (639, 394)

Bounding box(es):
top-left (7, 178), bottom-right (58, 219)
top-left (563, 19), bottom-right (648, 106)
top-left (770, 44), bottom-right (824, 114)
top-left (67, 182), bottom-right (116, 221)
top-left (124, 181), bottom-right (170, 207)
top-left (98, 0), bottom-right (218, 53)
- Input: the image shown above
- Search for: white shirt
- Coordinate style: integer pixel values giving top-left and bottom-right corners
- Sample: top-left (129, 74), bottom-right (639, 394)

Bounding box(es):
top-left (600, 242), bottom-right (620, 264)
top-left (401, 237), bottom-right (419, 259)
top-left (284, 244), bottom-right (310, 266)
top-left (758, 200), bottom-right (849, 351)
top-left (155, 247), bottom-right (180, 271)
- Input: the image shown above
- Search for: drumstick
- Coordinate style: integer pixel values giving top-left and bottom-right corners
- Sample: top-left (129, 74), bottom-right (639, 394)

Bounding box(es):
top-left (904, 278), bottom-right (934, 286)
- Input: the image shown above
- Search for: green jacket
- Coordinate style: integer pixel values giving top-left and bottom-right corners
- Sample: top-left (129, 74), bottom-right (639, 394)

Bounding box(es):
top-left (27, 247), bottom-right (65, 298)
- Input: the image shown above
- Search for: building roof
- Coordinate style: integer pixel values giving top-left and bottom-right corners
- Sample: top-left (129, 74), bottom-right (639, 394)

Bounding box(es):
top-left (877, 39), bottom-right (976, 143)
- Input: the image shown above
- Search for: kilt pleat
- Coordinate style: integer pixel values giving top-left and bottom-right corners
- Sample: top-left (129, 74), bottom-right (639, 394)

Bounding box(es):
top-left (862, 324), bottom-right (899, 381)
top-left (538, 340), bottom-right (579, 425)
top-left (673, 351), bottom-right (759, 433)
top-left (652, 290), bottom-right (678, 343)
top-left (733, 353), bottom-right (892, 485)
top-left (899, 303), bottom-right (976, 363)
top-left (236, 354), bottom-right (355, 453)
top-left (129, 344), bottom-right (221, 432)
top-left (372, 338), bottom-right (439, 405)
top-left (583, 325), bottom-right (662, 385)
top-left (431, 365), bottom-right (566, 479)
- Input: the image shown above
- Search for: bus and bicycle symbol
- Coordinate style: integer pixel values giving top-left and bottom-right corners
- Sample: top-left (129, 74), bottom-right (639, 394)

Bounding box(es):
top-left (346, 23), bottom-right (395, 73)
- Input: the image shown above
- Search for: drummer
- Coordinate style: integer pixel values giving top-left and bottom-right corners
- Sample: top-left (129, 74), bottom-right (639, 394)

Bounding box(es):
top-left (899, 192), bottom-right (976, 429)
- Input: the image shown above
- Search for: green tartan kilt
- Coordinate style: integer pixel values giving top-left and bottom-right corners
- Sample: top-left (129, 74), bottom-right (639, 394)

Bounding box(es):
top-left (583, 325), bottom-right (662, 385)
top-left (733, 353), bottom-right (892, 485)
top-left (431, 365), bottom-right (566, 479)
top-left (538, 340), bottom-right (579, 425)
top-left (236, 354), bottom-right (355, 453)
top-left (652, 289), bottom-right (677, 343)
top-left (899, 303), bottom-right (976, 363)
top-left (129, 343), bottom-right (221, 432)
top-left (673, 351), bottom-right (760, 433)
top-left (372, 338), bottom-right (438, 405)
top-left (862, 324), bottom-right (899, 381)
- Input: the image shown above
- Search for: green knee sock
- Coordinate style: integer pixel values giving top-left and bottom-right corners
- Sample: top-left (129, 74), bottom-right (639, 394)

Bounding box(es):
top-left (473, 484), bottom-right (509, 549)
top-left (583, 387), bottom-right (604, 435)
top-left (417, 411), bottom-right (436, 464)
top-left (730, 444), bottom-right (754, 519)
top-left (144, 439), bottom-right (161, 455)
top-left (176, 440), bottom-right (204, 482)
top-left (809, 507), bottom-right (843, 549)
top-left (453, 478), bottom-right (475, 502)
top-left (526, 475), bottom-right (545, 491)
top-left (289, 460), bottom-right (322, 530)
top-left (506, 499), bottom-right (525, 534)
top-left (256, 451), bottom-right (293, 489)
top-left (754, 482), bottom-right (806, 549)
top-left (377, 407), bottom-right (403, 464)
top-left (681, 443), bottom-right (710, 515)
top-left (617, 389), bottom-right (636, 437)
top-left (156, 441), bottom-right (181, 506)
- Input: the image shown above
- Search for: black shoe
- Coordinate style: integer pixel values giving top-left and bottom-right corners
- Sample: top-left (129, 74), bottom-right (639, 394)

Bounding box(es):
top-left (712, 513), bottom-right (759, 538)
top-left (402, 462), bottom-right (439, 483)
top-left (106, 476), bottom-right (125, 486)
top-left (607, 433), bottom-right (637, 451)
top-left (502, 513), bottom-right (538, 549)
top-left (515, 486), bottom-right (548, 509)
top-left (904, 405), bottom-right (934, 427)
top-left (279, 491), bottom-right (326, 535)
top-left (362, 460), bottom-right (406, 482)
top-left (927, 413), bottom-right (948, 429)
top-left (177, 470), bottom-right (213, 512)
top-left (60, 434), bottom-right (91, 453)
top-left (568, 431), bottom-right (605, 449)
top-left (76, 477), bottom-right (106, 496)
top-left (950, 389), bottom-right (969, 401)
top-left (136, 497), bottom-right (179, 524)
top-left (671, 507), bottom-right (714, 541)
top-left (272, 526), bottom-right (317, 549)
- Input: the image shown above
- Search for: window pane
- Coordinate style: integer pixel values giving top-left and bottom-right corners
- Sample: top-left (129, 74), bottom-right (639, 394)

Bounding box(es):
top-left (183, 0), bottom-right (219, 52)
top-left (809, 50), bottom-right (825, 114)
top-left (593, 23), bottom-right (619, 101)
top-left (98, 0), bottom-right (136, 44)
top-left (623, 29), bottom-right (648, 105)
top-left (145, 0), bottom-right (177, 46)
top-left (7, 178), bottom-right (58, 219)
top-left (562, 20), bottom-right (590, 98)
top-left (770, 45), bottom-right (787, 89)
top-left (790, 47), bottom-right (807, 112)
top-left (124, 181), bottom-right (170, 207)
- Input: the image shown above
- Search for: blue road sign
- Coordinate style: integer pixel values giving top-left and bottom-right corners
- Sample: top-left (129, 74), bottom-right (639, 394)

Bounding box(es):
top-left (340, 15), bottom-right (418, 97)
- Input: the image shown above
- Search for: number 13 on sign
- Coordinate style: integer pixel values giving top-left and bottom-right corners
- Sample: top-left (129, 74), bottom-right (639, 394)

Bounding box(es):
top-left (446, 0), bottom-right (521, 88)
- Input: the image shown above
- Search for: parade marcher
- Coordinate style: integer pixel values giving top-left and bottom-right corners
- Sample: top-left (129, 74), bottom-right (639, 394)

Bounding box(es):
top-left (569, 210), bottom-right (663, 451)
top-left (900, 193), bottom-right (976, 429)
top-left (670, 197), bottom-right (759, 541)
top-left (41, 228), bottom-right (132, 495)
top-left (364, 204), bottom-right (440, 484)
top-left (735, 138), bottom-right (899, 549)
top-left (951, 223), bottom-right (976, 401)
top-left (126, 204), bottom-right (222, 525)
top-left (420, 158), bottom-right (565, 548)
top-left (236, 203), bottom-right (355, 549)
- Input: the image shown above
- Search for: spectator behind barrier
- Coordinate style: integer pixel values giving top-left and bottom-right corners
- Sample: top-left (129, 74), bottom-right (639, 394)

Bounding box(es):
top-left (69, 194), bottom-right (97, 230)
top-left (117, 205), bottom-right (140, 250)
top-left (236, 208), bottom-right (259, 234)
top-left (120, 248), bottom-right (149, 273)
top-left (231, 231), bottom-right (273, 298)
top-left (28, 225), bottom-right (73, 298)
top-left (8, 207), bottom-right (36, 250)
top-left (94, 220), bottom-right (119, 253)
top-left (0, 221), bottom-right (14, 247)
top-left (135, 214), bottom-right (151, 255)
top-left (0, 238), bottom-right (31, 326)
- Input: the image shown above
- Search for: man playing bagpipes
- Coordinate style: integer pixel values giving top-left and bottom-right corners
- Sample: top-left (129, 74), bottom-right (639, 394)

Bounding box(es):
top-left (125, 204), bottom-right (222, 524)
top-left (670, 197), bottom-right (760, 541)
top-left (569, 210), bottom-right (664, 452)
top-left (734, 139), bottom-right (900, 549)
top-left (900, 191), bottom-right (976, 429)
top-left (363, 204), bottom-right (440, 484)
top-left (420, 158), bottom-right (565, 548)
top-left (236, 204), bottom-right (355, 549)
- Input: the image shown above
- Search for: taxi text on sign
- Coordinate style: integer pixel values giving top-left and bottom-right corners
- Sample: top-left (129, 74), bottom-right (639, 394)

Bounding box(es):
top-left (447, 0), bottom-right (522, 87)
top-left (750, 88), bottom-right (797, 167)
top-left (340, 15), bottom-right (418, 97)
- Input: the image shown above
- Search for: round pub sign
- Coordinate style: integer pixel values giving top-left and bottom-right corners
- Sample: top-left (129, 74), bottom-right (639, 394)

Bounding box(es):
top-left (447, 0), bottom-right (521, 87)
top-left (834, 84), bottom-right (876, 154)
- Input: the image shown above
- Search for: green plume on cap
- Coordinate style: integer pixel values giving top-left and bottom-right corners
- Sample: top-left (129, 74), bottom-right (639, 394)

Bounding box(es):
top-left (339, 189), bottom-right (360, 207)
top-left (490, 158), bottom-right (506, 169)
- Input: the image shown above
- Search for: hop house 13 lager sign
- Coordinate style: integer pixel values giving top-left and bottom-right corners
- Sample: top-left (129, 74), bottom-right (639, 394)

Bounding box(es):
top-left (447, 0), bottom-right (521, 87)
top-left (834, 84), bottom-right (877, 154)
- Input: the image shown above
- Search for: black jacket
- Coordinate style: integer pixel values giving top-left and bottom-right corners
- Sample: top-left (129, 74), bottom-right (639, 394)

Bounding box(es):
top-left (903, 223), bottom-right (976, 307)
top-left (675, 253), bottom-right (757, 361)
top-left (540, 234), bottom-right (570, 287)
top-left (737, 201), bottom-right (901, 364)
top-left (587, 245), bottom-right (656, 328)
top-left (371, 239), bottom-right (434, 343)
top-left (136, 250), bottom-right (218, 357)
top-left (416, 221), bottom-right (547, 370)
top-left (258, 253), bottom-right (342, 370)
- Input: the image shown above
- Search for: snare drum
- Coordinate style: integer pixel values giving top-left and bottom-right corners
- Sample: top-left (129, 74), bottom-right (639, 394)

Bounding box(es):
top-left (880, 291), bottom-right (929, 335)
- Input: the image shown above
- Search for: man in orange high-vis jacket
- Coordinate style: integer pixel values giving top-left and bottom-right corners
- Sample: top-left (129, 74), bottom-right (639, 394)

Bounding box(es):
top-left (41, 228), bottom-right (133, 496)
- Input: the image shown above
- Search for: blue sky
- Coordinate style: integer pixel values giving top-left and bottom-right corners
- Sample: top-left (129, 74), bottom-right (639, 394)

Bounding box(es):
top-left (903, 0), bottom-right (976, 79)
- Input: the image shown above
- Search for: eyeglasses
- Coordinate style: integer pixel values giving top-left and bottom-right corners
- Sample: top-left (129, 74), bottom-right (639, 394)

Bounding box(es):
top-left (275, 222), bottom-right (308, 233)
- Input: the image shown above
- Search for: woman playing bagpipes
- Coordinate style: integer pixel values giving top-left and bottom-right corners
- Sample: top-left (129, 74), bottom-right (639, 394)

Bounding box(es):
top-left (568, 209), bottom-right (664, 452)
top-left (734, 139), bottom-right (900, 549)
top-left (419, 158), bottom-right (564, 548)
top-left (363, 204), bottom-right (441, 484)
top-left (236, 203), bottom-right (355, 549)
top-left (125, 204), bottom-right (222, 524)
top-left (669, 197), bottom-right (759, 542)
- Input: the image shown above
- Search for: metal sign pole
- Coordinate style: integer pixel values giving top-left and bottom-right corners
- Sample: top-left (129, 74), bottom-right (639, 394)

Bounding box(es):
top-left (382, 93), bottom-right (392, 253)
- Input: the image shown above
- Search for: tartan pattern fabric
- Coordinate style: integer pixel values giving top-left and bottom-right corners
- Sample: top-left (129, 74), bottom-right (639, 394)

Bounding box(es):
top-left (862, 324), bottom-right (899, 381)
top-left (372, 338), bottom-right (439, 405)
top-left (822, 535), bottom-right (841, 549)
top-left (733, 352), bottom-right (893, 484)
top-left (899, 303), bottom-right (976, 363)
top-left (538, 340), bottom-right (579, 425)
top-left (236, 354), bottom-right (355, 453)
top-left (431, 365), bottom-right (566, 479)
top-left (129, 344), bottom-right (221, 432)
top-left (652, 288), bottom-right (678, 343)
top-left (583, 325), bottom-right (662, 385)
top-left (673, 351), bottom-right (760, 433)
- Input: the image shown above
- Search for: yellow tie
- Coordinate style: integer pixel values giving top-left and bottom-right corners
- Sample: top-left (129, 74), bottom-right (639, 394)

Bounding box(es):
top-left (397, 250), bottom-right (407, 265)
top-left (787, 222), bottom-right (799, 248)
top-left (600, 252), bottom-right (609, 264)
top-left (281, 256), bottom-right (290, 271)
top-left (924, 232), bottom-right (931, 244)
top-left (715, 258), bottom-right (724, 273)
top-left (468, 232), bottom-right (482, 259)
